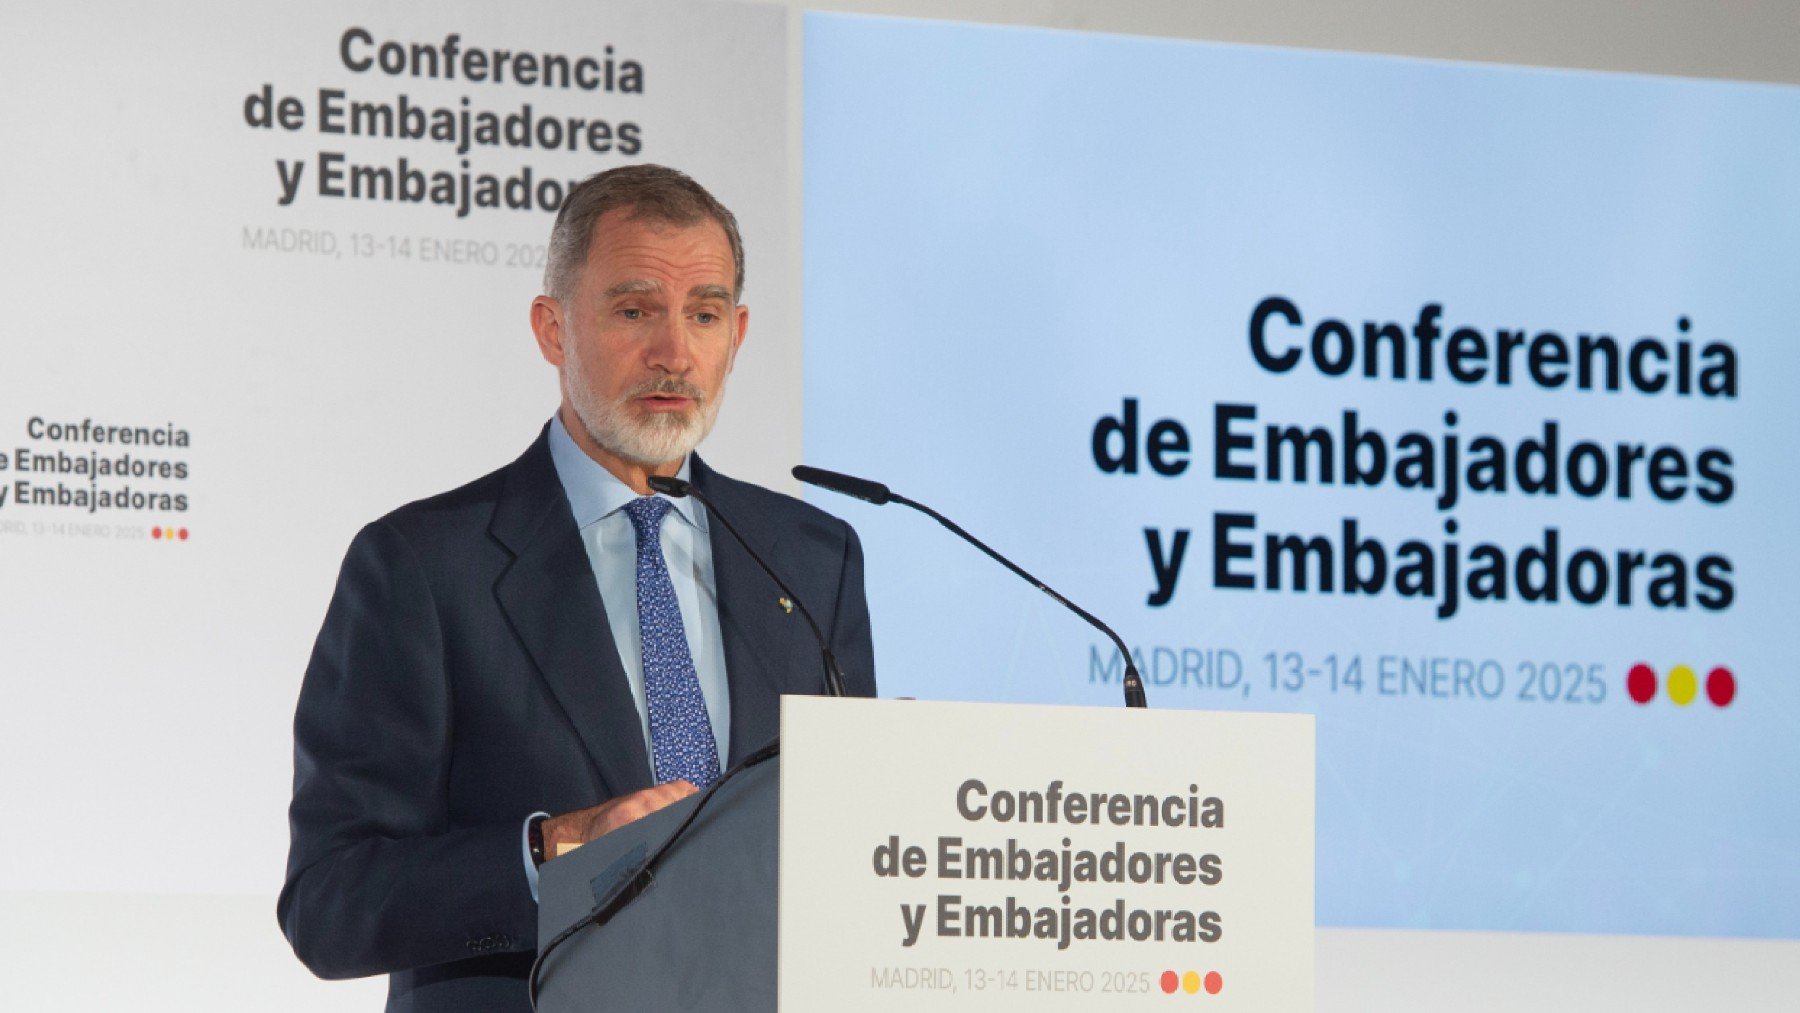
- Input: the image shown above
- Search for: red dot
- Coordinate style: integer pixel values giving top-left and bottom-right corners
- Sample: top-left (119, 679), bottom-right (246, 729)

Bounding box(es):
top-left (1204, 971), bottom-right (1223, 995)
top-left (1626, 663), bottom-right (1656, 704)
top-left (1159, 970), bottom-right (1178, 994)
top-left (178, 528), bottom-right (189, 541)
top-left (1707, 666), bottom-right (1735, 707)
top-left (150, 526), bottom-right (162, 540)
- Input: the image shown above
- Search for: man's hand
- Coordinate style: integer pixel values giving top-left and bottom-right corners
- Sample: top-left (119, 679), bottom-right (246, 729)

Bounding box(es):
top-left (540, 781), bottom-right (699, 858)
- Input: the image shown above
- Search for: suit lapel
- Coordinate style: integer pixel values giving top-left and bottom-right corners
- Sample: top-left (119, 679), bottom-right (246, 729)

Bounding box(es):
top-left (693, 456), bottom-right (806, 766)
top-left (491, 431), bottom-right (655, 798)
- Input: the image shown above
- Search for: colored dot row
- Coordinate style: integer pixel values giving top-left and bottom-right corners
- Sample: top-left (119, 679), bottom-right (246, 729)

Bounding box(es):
top-left (150, 526), bottom-right (189, 541)
top-left (1159, 970), bottom-right (1222, 996)
top-left (1627, 663), bottom-right (1733, 707)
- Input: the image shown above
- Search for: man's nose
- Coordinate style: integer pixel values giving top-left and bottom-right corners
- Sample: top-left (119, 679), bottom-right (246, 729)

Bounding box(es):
top-left (644, 315), bottom-right (693, 373)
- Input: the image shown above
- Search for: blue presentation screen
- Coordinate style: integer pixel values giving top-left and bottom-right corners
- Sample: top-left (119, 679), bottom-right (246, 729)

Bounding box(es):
top-left (803, 13), bottom-right (1800, 938)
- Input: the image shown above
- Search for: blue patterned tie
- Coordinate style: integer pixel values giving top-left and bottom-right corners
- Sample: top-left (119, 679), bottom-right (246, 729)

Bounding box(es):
top-left (623, 496), bottom-right (720, 789)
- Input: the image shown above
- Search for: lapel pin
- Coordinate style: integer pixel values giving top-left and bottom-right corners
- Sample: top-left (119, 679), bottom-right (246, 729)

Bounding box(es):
top-left (778, 596), bottom-right (794, 614)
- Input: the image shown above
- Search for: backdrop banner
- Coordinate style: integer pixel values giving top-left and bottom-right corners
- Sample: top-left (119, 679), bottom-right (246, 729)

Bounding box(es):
top-left (804, 12), bottom-right (1800, 940)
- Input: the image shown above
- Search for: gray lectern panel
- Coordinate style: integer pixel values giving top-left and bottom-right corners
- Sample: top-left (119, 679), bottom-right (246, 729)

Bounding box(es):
top-left (535, 756), bottom-right (779, 1012)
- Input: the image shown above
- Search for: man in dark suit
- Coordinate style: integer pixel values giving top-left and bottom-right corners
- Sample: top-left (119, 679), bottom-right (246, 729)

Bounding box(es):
top-left (278, 165), bottom-right (875, 1010)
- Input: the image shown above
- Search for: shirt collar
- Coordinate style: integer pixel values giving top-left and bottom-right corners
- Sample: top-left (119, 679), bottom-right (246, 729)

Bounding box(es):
top-left (547, 414), bottom-right (703, 532)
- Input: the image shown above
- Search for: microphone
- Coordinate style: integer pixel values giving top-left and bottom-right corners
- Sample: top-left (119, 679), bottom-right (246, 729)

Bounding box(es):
top-left (792, 466), bottom-right (1148, 709)
top-left (645, 475), bottom-right (848, 698)
top-left (791, 465), bottom-right (891, 505)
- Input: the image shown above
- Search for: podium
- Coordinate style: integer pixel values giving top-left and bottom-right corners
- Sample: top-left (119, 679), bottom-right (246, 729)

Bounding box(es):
top-left (534, 751), bottom-right (783, 1012)
top-left (536, 697), bottom-right (1314, 1011)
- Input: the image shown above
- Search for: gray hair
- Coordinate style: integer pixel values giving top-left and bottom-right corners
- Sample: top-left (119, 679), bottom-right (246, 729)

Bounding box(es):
top-left (543, 164), bottom-right (745, 302)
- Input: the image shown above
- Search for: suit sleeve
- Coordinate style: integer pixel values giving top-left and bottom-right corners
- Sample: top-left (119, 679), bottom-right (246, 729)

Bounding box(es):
top-left (830, 520), bottom-right (878, 697)
top-left (277, 520), bottom-right (537, 979)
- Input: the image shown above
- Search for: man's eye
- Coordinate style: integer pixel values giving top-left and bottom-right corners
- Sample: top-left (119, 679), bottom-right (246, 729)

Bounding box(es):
top-left (695, 312), bottom-right (717, 325)
top-left (620, 308), bottom-right (642, 320)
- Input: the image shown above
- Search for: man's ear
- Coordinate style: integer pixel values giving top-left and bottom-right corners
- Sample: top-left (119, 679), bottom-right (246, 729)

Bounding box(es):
top-left (530, 295), bottom-right (567, 367)
top-left (727, 303), bottom-right (749, 370)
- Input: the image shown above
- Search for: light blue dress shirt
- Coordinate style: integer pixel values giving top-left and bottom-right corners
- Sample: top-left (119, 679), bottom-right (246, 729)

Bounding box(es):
top-left (525, 415), bottom-right (732, 900)
top-left (546, 415), bottom-right (731, 764)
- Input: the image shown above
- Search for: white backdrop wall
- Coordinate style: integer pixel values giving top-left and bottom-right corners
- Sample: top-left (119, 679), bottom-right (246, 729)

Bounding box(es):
top-left (0, 1), bottom-right (789, 1008)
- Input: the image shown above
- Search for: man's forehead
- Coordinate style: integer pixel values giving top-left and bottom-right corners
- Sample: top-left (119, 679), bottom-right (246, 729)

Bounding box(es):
top-left (586, 211), bottom-right (731, 256)
top-left (589, 206), bottom-right (728, 247)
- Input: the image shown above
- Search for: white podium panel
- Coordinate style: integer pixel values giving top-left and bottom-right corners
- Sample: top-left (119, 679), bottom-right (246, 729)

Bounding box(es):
top-left (780, 698), bottom-right (1314, 1010)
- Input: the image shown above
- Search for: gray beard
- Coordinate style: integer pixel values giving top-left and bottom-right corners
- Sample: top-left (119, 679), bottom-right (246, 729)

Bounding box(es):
top-left (564, 359), bottom-right (722, 467)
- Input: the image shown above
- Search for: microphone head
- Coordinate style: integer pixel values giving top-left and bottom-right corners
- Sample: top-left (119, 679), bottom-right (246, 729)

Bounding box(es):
top-left (646, 475), bottom-right (692, 498)
top-left (791, 465), bottom-right (892, 505)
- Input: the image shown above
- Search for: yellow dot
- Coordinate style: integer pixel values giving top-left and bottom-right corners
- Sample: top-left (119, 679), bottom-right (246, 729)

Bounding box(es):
top-left (1668, 665), bottom-right (1697, 706)
top-left (1183, 971), bottom-right (1201, 994)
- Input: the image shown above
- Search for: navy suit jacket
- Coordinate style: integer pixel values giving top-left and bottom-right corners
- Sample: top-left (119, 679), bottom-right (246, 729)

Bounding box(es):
top-left (278, 428), bottom-right (875, 1011)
